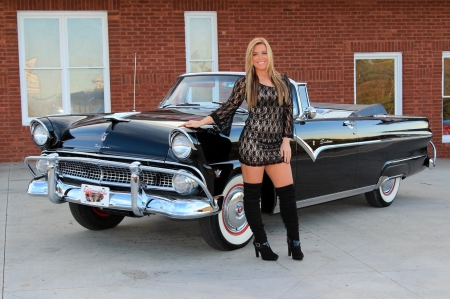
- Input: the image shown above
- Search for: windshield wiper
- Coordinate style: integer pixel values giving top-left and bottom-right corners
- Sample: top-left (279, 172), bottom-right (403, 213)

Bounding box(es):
top-left (211, 101), bottom-right (248, 114)
top-left (161, 103), bottom-right (200, 108)
top-left (161, 102), bottom-right (248, 114)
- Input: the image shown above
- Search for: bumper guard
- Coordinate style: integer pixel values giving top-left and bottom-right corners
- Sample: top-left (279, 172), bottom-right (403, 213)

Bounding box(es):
top-left (24, 154), bottom-right (220, 219)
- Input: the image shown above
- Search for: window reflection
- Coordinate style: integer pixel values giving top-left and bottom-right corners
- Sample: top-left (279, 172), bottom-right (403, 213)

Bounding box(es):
top-left (24, 18), bottom-right (61, 67)
top-left (19, 13), bottom-right (108, 122)
top-left (27, 69), bottom-right (62, 117)
top-left (70, 69), bottom-right (104, 113)
top-left (443, 58), bottom-right (450, 137)
top-left (190, 61), bottom-right (212, 72)
top-left (189, 18), bottom-right (212, 60)
top-left (355, 59), bottom-right (395, 114)
top-left (185, 12), bottom-right (217, 73)
top-left (68, 18), bottom-right (103, 67)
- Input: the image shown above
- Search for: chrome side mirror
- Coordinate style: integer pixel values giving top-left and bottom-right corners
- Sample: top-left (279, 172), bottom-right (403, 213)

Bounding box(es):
top-left (299, 107), bottom-right (317, 120)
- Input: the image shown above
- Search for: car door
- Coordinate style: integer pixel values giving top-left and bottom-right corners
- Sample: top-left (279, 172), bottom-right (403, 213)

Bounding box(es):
top-left (292, 117), bottom-right (359, 201)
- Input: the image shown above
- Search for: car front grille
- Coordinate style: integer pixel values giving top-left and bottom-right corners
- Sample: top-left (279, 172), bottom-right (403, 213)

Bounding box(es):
top-left (57, 160), bottom-right (173, 189)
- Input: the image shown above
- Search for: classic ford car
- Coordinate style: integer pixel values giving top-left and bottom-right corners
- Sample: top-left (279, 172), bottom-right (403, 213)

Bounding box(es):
top-left (25, 72), bottom-right (436, 251)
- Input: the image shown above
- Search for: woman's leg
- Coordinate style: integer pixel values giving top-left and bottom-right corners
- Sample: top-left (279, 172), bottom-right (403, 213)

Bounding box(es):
top-left (241, 164), bottom-right (266, 242)
top-left (241, 164), bottom-right (265, 183)
top-left (265, 163), bottom-right (303, 259)
top-left (241, 164), bottom-right (278, 260)
top-left (275, 184), bottom-right (299, 241)
top-left (264, 162), bottom-right (293, 188)
top-left (265, 163), bottom-right (300, 240)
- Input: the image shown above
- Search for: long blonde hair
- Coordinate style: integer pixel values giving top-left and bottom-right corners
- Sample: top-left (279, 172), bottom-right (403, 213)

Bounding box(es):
top-left (245, 37), bottom-right (289, 110)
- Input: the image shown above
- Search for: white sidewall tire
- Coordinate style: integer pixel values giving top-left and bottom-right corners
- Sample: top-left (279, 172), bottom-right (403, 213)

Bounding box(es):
top-left (380, 177), bottom-right (401, 203)
top-left (217, 175), bottom-right (253, 245)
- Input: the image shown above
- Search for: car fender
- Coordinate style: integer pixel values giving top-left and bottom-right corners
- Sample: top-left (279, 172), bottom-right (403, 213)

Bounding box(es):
top-left (380, 163), bottom-right (410, 180)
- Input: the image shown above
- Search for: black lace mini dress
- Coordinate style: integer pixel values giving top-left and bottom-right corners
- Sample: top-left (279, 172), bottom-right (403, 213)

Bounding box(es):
top-left (209, 75), bottom-right (293, 167)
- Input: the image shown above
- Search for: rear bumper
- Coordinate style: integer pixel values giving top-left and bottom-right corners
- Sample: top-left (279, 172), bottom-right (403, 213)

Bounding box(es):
top-left (25, 154), bottom-right (220, 219)
top-left (427, 141), bottom-right (437, 169)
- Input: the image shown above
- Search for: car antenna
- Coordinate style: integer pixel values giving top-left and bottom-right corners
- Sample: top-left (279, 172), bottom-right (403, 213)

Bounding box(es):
top-left (133, 52), bottom-right (137, 112)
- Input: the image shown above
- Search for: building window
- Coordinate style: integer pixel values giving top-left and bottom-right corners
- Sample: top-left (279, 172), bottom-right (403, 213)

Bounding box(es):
top-left (354, 53), bottom-right (402, 115)
top-left (443, 52), bottom-right (450, 142)
top-left (184, 12), bottom-right (218, 73)
top-left (17, 11), bottom-right (110, 126)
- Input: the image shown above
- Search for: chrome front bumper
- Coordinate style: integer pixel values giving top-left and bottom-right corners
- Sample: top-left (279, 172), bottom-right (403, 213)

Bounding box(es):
top-left (25, 154), bottom-right (220, 219)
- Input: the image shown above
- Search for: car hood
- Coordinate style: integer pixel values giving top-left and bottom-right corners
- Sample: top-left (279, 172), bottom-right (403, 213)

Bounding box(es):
top-left (58, 110), bottom-right (207, 160)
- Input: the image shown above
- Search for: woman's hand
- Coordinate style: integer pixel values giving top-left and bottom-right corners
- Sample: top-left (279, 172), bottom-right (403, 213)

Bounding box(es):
top-left (179, 116), bottom-right (214, 129)
top-left (280, 137), bottom-right (292, 164)
top-left (179, 120), bottom-right (203, 128)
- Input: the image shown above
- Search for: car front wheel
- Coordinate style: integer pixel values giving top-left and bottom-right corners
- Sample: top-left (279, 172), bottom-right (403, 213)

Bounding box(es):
top-left (199, 174), bottom-right (253, 251)
top-left (69, 202), bottom-right (125, 230)
top-left (365, 177), bottom-right (401, 207)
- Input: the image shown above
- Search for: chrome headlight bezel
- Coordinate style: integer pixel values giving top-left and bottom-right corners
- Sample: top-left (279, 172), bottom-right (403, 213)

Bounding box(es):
top-left (169, 129), bottom-right (196, 160)
top-left (30, 120), bottom-right (50, 147)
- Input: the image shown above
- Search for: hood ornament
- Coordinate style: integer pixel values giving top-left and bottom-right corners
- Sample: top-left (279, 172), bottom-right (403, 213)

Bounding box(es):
top-left (103, 112), bottom-right (140, 122)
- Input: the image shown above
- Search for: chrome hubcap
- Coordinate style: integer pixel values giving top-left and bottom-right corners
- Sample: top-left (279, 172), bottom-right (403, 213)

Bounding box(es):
top-left (223, 187), bottom-right (247, 233)
top-left (381, 178), bottom-right (395, 195)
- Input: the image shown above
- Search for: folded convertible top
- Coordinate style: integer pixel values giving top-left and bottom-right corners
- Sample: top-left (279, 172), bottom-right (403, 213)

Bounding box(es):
top-left (310, 102), bottom-right (387, 117)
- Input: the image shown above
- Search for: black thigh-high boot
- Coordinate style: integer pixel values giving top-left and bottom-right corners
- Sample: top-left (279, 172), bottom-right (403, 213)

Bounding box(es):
top-left (276, 184), bottom-right (304, 260)
top-left (244, 182), bottom-right (278, 261)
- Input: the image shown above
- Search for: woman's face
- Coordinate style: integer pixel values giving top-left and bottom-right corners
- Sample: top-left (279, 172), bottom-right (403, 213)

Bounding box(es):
top-left (252, 43), bottom-right (268, 72)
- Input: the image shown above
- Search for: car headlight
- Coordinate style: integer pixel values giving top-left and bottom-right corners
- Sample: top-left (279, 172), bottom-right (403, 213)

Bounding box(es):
top-left (31, 122), bottom-right (49, 146)
top-left (171, 133), bottom-right (193, 159)
top-left (35, 158), bottom-right (49, 175)
top-left (172, 170), bottom-right (199, 195)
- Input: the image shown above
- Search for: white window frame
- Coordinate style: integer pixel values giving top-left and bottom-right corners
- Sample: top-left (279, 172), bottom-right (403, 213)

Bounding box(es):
top-left (17, 11), bottom-right (111, 126)
top-left (184, 11), bottom-right (218, 72)
top-left (442, 52), bottom-right (450, 142)
top-left (354, 52), bottom-right (403, 115)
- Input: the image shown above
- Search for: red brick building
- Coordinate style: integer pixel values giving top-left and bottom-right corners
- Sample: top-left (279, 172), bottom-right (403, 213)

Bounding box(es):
top-left (1, 0), bottom-right (449, 162)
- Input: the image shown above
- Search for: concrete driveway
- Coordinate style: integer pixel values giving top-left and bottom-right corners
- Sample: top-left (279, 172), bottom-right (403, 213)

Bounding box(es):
top-left (1, 160), bottom-right (449, 299)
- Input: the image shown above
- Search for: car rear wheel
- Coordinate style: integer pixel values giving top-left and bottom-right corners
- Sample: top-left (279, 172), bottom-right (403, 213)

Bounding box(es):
top-left (365, 177), bottom-right (401, 207)
top-left (69, 202), bottom-right (125, 230)
top-left (199, 174), bottom-right (253, 251)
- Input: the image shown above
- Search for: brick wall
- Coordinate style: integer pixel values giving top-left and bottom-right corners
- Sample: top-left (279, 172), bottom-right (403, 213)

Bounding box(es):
top-left (0, 0), bottom-right (449, 162)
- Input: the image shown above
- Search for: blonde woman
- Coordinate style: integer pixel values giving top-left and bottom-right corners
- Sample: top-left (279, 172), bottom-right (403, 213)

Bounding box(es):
top-left (180, 37), bottom-right (303, 261)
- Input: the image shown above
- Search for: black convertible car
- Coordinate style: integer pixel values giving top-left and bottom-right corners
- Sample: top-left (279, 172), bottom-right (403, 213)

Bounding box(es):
top-left (25, 72), bottom-right (436, 250)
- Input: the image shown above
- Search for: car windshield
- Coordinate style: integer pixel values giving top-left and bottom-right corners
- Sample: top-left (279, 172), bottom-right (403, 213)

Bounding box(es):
top-left (159, 74), bottom-right (247, 111)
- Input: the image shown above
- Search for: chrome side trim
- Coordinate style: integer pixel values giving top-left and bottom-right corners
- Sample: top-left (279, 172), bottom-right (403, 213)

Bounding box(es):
top-left (293, 136), bottom-right (380, 162)
top-left (293, 134), bottom-right (431, 163)
top-left (273, 185), bottom-right (377, 213)
top-left (373, 114), bottom-right (429, 119)
top-left (207, 160), bottom-right (241, 171)
top-left (382, 154), bottom-right (426, 169)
